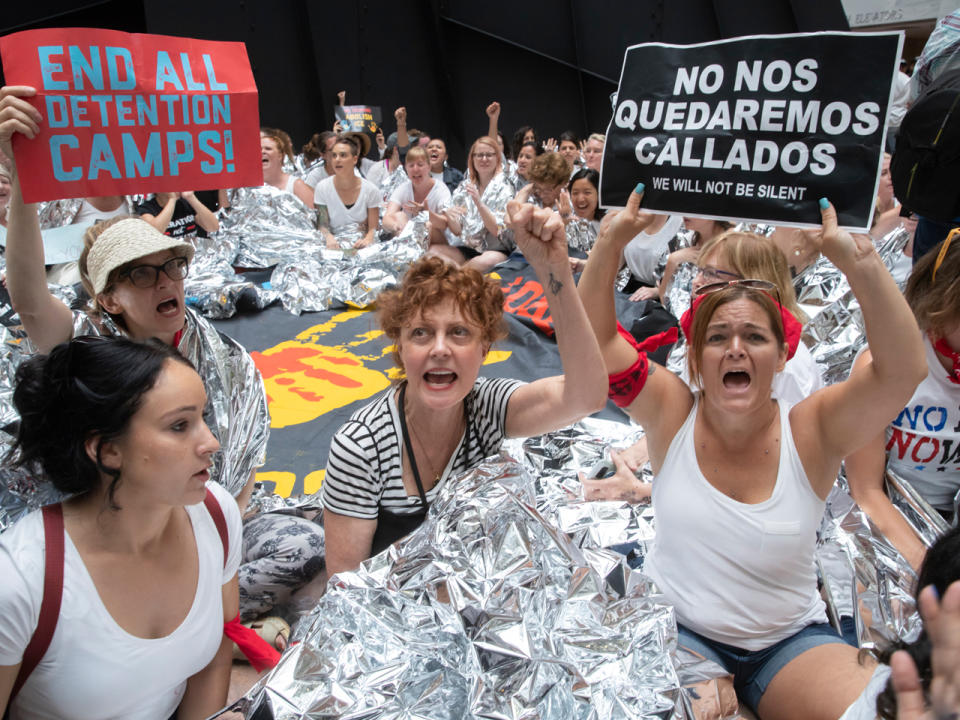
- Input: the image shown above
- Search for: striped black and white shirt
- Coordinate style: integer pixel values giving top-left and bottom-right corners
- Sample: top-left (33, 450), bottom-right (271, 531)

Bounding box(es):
top-left (322, 377), bottom-right (522, 519)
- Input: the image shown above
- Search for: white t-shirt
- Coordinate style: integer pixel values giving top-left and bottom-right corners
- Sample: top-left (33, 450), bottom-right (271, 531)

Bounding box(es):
top-left (623, 215), bottom-right (684, 286)
top-left (73, 199), bottom-right (127, 226)
top-left (388, 179), bottom-right (451, 217)
top-left (886, 335), bottom-right (960, 510)
top-left (303, 163), bottom-right (330, 188)
top-left (313, 177), bottom-right (382, 231)
top-left (0, 482), bottom-right (242, 720)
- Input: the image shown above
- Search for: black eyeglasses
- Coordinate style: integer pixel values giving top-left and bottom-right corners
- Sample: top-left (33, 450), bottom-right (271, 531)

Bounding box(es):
top-left (119, 256), bottom-right (190, 288)
top-left (694, 278), bottom-right (782, 309)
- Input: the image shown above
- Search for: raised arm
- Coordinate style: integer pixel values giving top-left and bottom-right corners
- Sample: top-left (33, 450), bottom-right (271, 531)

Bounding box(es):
top-left (576, 186), bottom-right (692, 454)
top-left (486, 102), bottom-right (500, 143)
top-left (501, 203), bottom-right (606, 436)
top-left (843, 349), bottom-right (927, 569)
top-left (0, 86), bottom-right (74, 353)
top-left (140, 193), bottom-right (178, 232)
top-left (394, 107), bottom-right (409, 154)
top-left (793, 201), bottom-right (927, 494)
top-left (180, 191), bottom-right (220, 233)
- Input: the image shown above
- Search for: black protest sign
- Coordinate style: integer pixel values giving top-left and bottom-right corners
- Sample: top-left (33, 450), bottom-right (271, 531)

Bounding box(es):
top-left (335, 105), bottom-right (383, 151)
top-left (600, 32), bottom-right (903, 230)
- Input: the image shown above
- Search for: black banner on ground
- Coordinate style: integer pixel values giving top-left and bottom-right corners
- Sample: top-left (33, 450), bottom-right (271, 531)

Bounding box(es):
top-left (600, 32), bottom-right (903, 230)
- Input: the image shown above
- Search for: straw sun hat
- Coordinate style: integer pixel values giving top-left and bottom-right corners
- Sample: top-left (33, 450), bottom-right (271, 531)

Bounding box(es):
top-left (86, 218), bottom-right (195, 295)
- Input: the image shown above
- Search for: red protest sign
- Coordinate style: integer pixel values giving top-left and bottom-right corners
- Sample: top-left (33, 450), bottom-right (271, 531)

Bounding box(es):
top-left (0, 28), bottom-right (263, 203)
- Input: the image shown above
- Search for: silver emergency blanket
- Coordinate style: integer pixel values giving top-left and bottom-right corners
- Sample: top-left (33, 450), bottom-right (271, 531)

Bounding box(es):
top-left (184, 231), bottom-right (279, 319)
top-left (36, 196), bottom-right (142, 229)
top-left (565, 216), bottom-right (599, 254)
top-left (220, 185), bottom-right (321, 269)
top-left (795, 225), bottom-right (910, 385)
top-left (270, 233), bottom-right (426, 315)
top-left (0, 306), bottom-right (268, 531)
top-left (219, 421), bottom-right (691, 720)
top-left (448, 173), bottom-right (515, 252)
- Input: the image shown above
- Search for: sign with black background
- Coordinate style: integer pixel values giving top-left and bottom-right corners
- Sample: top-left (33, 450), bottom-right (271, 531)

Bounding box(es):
top-left (600, 32), bottom-right (903, 230)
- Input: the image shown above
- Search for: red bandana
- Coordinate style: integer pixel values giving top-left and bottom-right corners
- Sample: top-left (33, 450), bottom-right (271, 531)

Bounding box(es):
top-left (679, 293), bottom-right (803, 360)
top-left (933, 336), bottom-right (960, 385)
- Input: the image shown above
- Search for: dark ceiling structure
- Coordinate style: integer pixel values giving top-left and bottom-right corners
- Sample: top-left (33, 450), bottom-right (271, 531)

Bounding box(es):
top-left (1, 0), bottom-right (849, 164)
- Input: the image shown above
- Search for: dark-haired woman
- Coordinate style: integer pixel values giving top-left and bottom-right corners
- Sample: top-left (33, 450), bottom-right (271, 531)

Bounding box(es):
top-left (0, 337), bottom-right (239, 719)
top-left (322, 203), bottom-right (606, 575)
top-left (578, 187), bottom-right (926, 718)
top-left (565, 168), bottom-right (603, 255)
top-left (845, 233), bottom-right (960, 571)
top-left (0, 86), bottom-right (314, 646)
top-left (313, 134), bottom-right (381, 249)
top-left (510, 125), bottom-right (539, 163)
top-left (558, 130), bottom-right (581, 175)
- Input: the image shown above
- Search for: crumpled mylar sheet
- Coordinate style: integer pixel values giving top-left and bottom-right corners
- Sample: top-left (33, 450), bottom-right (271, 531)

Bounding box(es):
top-left (270, 234), bottom-right (426, 315)
top-left (566, 216), bottom-right (599, 254)
top-left (185, 231), bottom-right (279, 320)
top-left (220, 185), bottom-right (321, 269)
top-left (814, 466), bottom-right (948, 652)
top-left (217, 418), bottom-right (696, 720)
top-left (448, 174), bottom-right (514, 252)
top-left (0, 304), bottom-right (268, 531)
top-left (795, 225), bottom-right (910, 385)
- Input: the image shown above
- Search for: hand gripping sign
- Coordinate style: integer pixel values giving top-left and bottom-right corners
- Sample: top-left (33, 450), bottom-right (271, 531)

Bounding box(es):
top-left (600, 31), bottom-right (904, 230)
top-left (0, 28), bottom-right (263, 203)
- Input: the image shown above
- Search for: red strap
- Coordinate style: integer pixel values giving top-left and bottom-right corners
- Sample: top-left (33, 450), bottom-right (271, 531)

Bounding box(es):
top-left (203, 488), bottom-right (228, 569)
top-left (9, 504), bottom-right (65, 707)
top-left (223, 614), bottom-right (281, 672)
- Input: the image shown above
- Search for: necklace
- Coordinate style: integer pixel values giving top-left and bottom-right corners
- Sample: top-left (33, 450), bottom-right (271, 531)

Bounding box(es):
top-left (933, 335), bottom-right (960, 385)
top-left (403, 399), bottom-right (465, 486)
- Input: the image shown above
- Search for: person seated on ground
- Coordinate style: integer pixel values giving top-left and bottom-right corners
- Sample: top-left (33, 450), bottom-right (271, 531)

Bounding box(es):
top-left (630, 216), bottom-right (731, 304)
top-left (258, 127), bottom-right (314, 208)
top-left (0, 336), bottom-right (238, 720)
top-left (564, 168), bottom-right (604, 256)
top-left (1, 84), bottom-right (319, 653)
top-left (511, 125), bottom-right (540, 162)
top-left (621, 212), bottom-right (685, 296)
top-left (578, 186), bottom-right (926, 719)
top-left (426, 138), bottom-right (464, 194)
top-left (314, 133), bottom-right (381, 250)
top-left (518, 152), bottom-right (572, 212)
top-left (137, 190), bottom-right (219, 238)
top-left (382, 146), bottom-right (451, 244)
top-left (321, 202), bottom-right (606, 575)
top-left (301, 131), bottom-right (339, 188)
top-left (845, 233), bottom-right (960, 570)
top-left (582, 133), bottom-right (605, 172)
top-left (513, 141), bottom-right (538, 192)
top-left (584, 227), bottom-right (822, 503)
top-left (870, 152), bottom-right (918, 284)
top-left (836, 525), bottom-right (960, 719)
top-left (558, 131), bottom-right (582, 175)
top-left (432, 136), bottom-right (517, 273)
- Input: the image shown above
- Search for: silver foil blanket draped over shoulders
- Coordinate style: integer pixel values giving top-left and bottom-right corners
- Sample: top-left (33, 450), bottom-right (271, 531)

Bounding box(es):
top-left (0, 306), bottom-right (268, 531)
top-left (219, 426), bottom-right (685, 720)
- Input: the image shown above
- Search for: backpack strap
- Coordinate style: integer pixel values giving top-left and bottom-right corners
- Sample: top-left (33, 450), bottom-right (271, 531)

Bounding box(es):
top-left (7, 504), bottom-right (65, 710)
top-left (203, 488), bottom-right (228, 569)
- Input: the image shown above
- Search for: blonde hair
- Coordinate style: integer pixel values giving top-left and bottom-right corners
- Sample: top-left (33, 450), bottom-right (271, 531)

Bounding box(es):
top-left (698, 230), bottom-right (803, 320)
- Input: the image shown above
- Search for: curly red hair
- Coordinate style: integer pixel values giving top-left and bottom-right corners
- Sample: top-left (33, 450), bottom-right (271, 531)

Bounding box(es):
top-left (378, 256), bottom-right (507, 374)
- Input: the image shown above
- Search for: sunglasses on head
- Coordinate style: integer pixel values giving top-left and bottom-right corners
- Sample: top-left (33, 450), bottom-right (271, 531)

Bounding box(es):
top-left (693, 278), bottom-right (782, 310)
top-left (119, 256), bottom-right (190, 288)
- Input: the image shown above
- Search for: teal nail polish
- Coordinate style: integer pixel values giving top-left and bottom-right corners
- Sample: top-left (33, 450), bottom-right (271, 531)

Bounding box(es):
top-left (635, 183), bottom-right (645, 194)
top-left (818, 197), bottom-right (829, 210)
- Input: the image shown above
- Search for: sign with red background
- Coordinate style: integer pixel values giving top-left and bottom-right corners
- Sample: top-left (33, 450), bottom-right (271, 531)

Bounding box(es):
top-left (0, 28), bottom-right (263, 202)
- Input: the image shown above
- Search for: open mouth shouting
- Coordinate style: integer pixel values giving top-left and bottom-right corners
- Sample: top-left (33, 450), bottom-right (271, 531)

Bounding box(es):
top-left (424, 368), bottom-right (458, 388)
top-left (157, 297), bottom-right (181, 317)
top-left (722, 370), bottom-right (752, 391)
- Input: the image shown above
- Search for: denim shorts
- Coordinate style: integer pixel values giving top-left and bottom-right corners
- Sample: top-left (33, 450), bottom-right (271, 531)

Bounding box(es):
top-left (678, 622), bottom-right (846, 712)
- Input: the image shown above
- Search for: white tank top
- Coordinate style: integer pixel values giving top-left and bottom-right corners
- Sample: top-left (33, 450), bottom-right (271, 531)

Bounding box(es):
top-left (643, 396), bottom-right (827, 650)
top-left (886, 335), bottom-right (960, 511)
top-left (284, 174), bottom-right (297, 193)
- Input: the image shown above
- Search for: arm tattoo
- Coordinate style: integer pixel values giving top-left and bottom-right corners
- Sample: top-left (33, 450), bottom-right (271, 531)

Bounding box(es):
top-left (316, 204), bottom-right (330, 231)
top-left (548, 271), bottom-right (563, 296)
